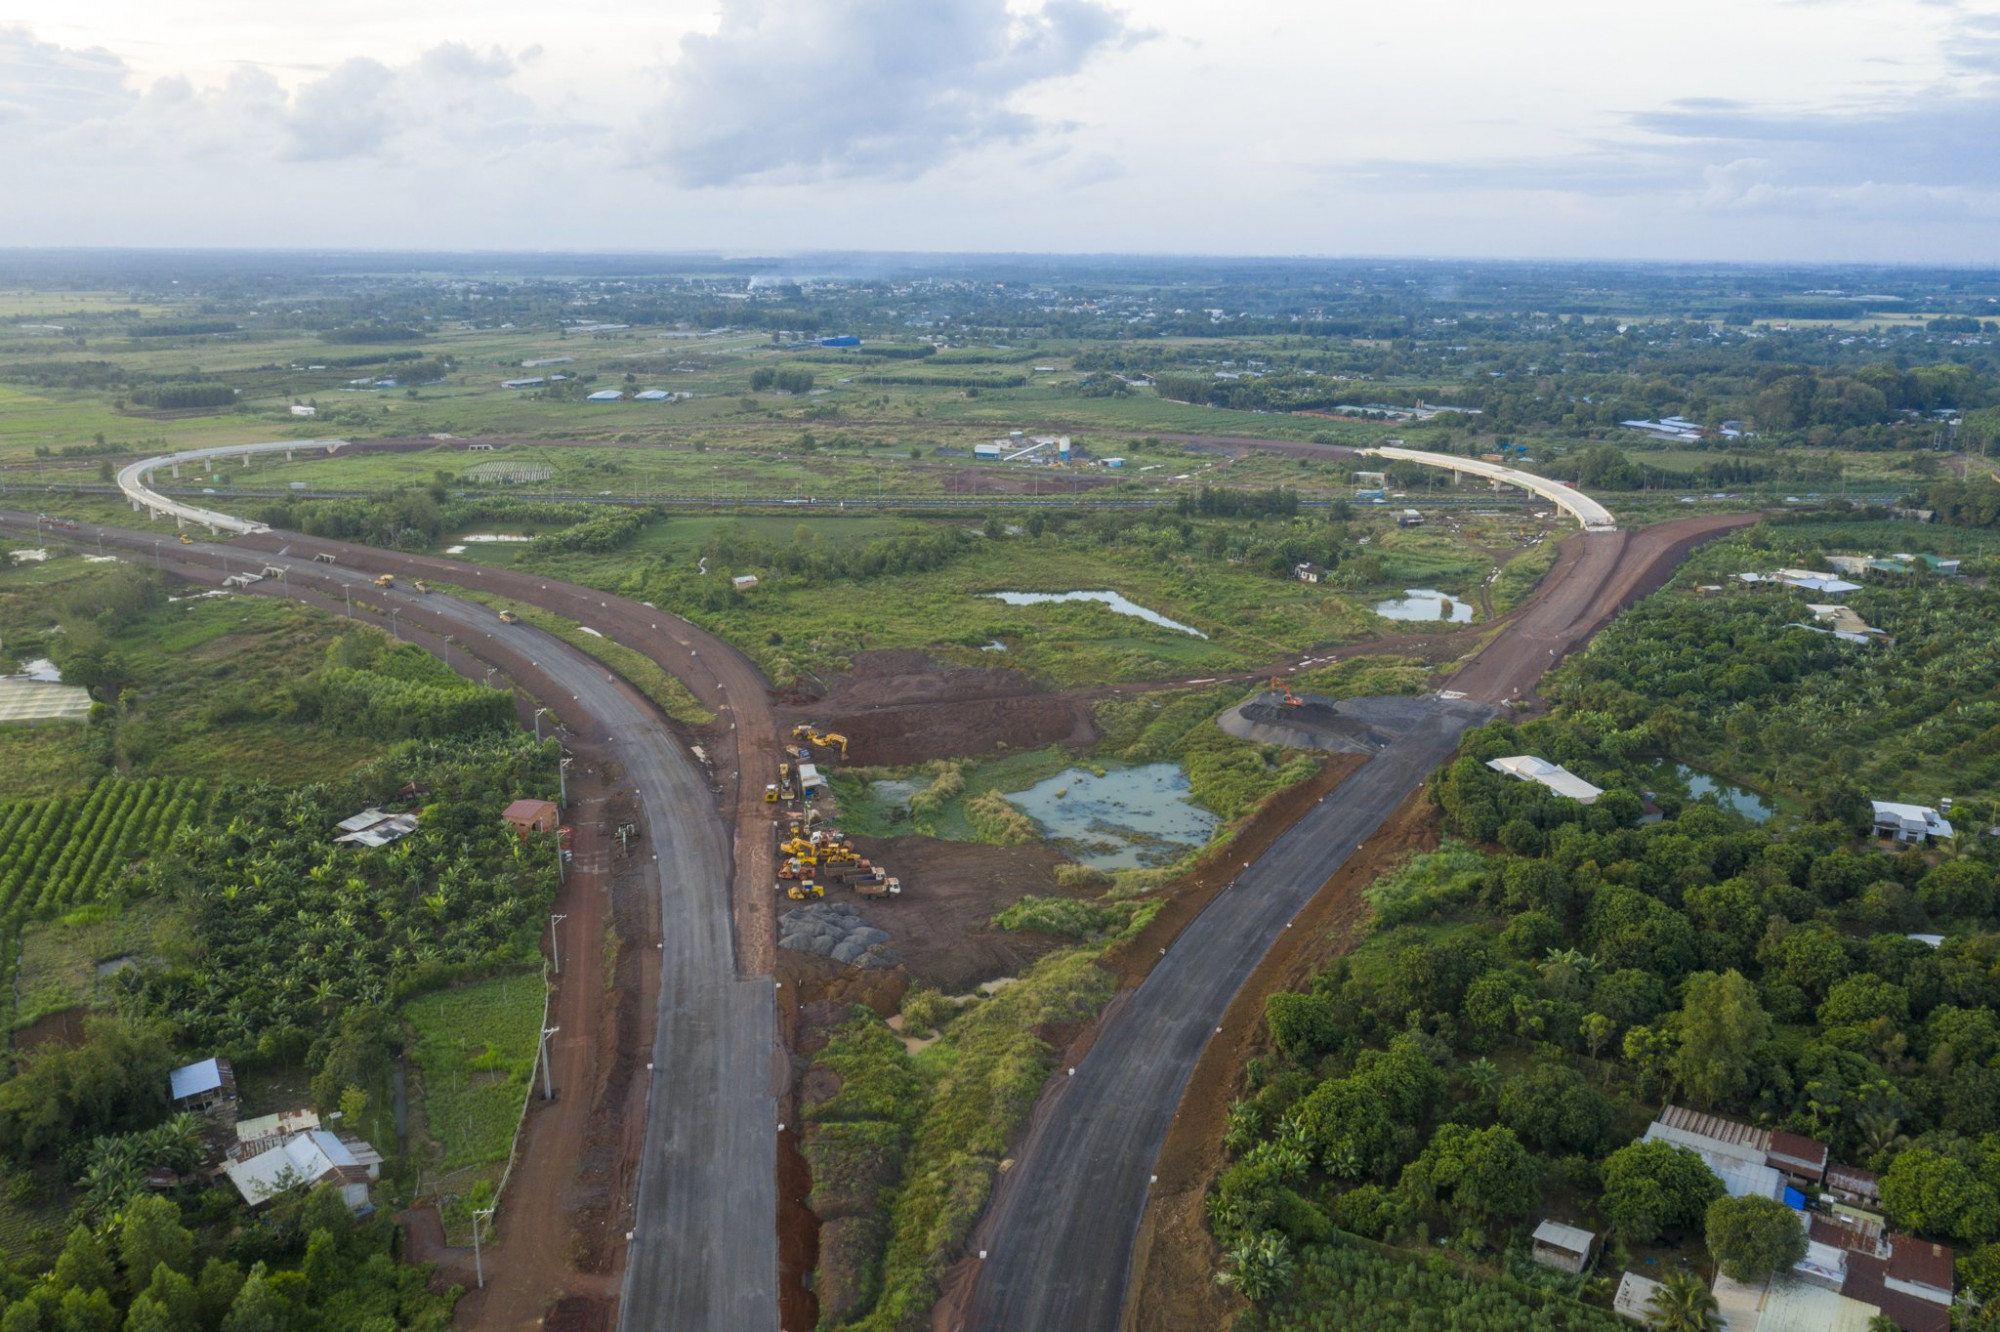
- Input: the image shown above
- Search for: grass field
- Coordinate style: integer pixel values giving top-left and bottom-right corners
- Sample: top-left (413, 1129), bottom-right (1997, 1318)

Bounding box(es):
top-left (0, 560), bottom-right (394, 795)
top-left (12, 899), bottom-right (181, 1028)
top-left (404, 971), bottom-right (547, 1172)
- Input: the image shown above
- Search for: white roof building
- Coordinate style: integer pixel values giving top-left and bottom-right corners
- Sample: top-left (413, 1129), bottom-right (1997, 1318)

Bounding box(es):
top-left (585, 389), bottom-right (623, 402)
top-left (169, 1057), bottom-right (228, 1103)
top-left (1871, 801), bottom-right (1952, 843)
top-left (223, 1129), bottom-right (378, 1211)
top-left (1485, 755), bottom-right (1604, 804)
top-left (633, 389), bottom-right (672, 401)
top-left (1614, 1271), bottom-right (1667, 1325)
top-left (1642, 1120), bottom-right (1786, 1201)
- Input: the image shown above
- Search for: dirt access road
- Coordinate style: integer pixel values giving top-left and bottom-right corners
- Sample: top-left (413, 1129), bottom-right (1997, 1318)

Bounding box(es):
top-left (11, 513), bottom-right (782, 1332)
top-left (948, 511), bottom-right (1755, 1332)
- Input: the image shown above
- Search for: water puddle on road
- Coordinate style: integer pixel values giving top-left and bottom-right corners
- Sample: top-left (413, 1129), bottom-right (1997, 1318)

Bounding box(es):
top-left (1373, 589), bottom-right (1475, 622)
top-left (985, 590), bottom-right (1208, 638)
top-left (1006, 763), bottom-right (1219, 869)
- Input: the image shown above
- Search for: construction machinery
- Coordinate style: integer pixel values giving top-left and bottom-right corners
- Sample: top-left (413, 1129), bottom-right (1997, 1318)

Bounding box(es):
top-left (497, 609), bottom-right (519, 624)
top-left (778, 858), bottom-right (813, 880)
top-left (778, 763), bottom-right (797, 801)
top-left (177, 533), bottom-right (194, 545)
top-left (1268, 676), bottom-right (1304, 708)
top-left (790, 724), bottom-right (851, 758)
top-left (784, 879), bottom-right (824, 902)
top-left (373, 574), bottom-right (394, 588)
top-left (854, 868), bottom-right (902, 899)
top-left (411, 579), bottom-right (431, 594)
top-left (312, 552), bottom-right (336, 564)
top-left (765, 784), bottom-right (780, 803)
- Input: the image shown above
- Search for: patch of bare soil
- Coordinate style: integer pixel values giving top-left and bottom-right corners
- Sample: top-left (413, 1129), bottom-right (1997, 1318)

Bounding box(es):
top-left (840, 833), bottom-right (1072, 994)
top-left (1125, 789), bottom-right (1441, 1332)
top-left (782, 650), bottom-right (1097, 767)
top-left (11, 1006), bottom-right (88, 1054)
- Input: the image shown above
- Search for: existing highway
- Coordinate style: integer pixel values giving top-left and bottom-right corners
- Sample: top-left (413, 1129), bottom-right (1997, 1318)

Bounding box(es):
top-left (1, 510), bottom-right (782, 1332)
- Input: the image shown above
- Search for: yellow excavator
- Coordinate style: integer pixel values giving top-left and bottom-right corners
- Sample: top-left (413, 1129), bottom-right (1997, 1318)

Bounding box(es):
top-left (789, 724), bottom-right (850, 758)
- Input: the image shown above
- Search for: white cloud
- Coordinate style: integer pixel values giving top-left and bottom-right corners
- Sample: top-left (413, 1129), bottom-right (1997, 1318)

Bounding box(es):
top-left (632, 0), bottom-right (1136, 186)
top-left (0, 25), bottom-right (132, 126)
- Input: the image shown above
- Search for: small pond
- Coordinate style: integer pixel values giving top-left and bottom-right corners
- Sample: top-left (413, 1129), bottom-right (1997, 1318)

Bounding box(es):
top-left (1373, 589), bottom-right (1475, 623)
top-left (1007, 763), bottom-right (1219, 870)
top-left (1654, 760), bottom-right (1773, 823)
top-left (870, 778), bottom-right (922, 809)
top-left (986, 590), bottom-right (1207, 638)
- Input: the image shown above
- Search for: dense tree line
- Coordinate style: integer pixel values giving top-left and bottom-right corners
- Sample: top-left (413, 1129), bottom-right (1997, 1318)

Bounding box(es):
top-left (749, 367), bottom-right (816, 394)
top-left (1210, 527), bottom-right (2000, 1317)
top-left (124, 383), bottom-right (237, 410)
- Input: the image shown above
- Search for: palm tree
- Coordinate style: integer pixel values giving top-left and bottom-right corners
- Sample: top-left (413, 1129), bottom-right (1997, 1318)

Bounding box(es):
top-left (1647, 1269), bottom-right (1722, 1332)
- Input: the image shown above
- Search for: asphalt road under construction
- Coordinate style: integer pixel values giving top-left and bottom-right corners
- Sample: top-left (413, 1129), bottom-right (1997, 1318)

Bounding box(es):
top-left (0, 511), bottom-right (781, 1332)
top-left (957, 698), bottom-right (1494, 1331)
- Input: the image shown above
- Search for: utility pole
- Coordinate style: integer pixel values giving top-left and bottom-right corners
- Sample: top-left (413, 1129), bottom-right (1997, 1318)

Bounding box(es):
top-left (539, 1026), bottom-right (560, 1100)
top-left (559, 756), bottom-right (573, 806)
top-left (550, 913), bottom-right (568, 975)
top-left (344, 583), bottom-right (352, 617)
top-left (471, 1207), bottom-right (495, 1288)
top-left (534, 707), bottom-right (550, 743)
top-left (390, 608), bottom-right (401, 639)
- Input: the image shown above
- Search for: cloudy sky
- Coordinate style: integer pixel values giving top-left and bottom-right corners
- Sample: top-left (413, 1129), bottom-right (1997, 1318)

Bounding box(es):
top-left (4, 0), bottom-right (1999, 260)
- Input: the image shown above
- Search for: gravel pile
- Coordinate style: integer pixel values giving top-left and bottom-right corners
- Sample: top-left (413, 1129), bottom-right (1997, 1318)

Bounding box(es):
top-left (778, 901), bottom-right (897, 969)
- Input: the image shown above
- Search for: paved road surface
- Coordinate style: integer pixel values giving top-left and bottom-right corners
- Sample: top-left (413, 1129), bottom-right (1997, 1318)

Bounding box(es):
top-left (963, 698), bottom-right (1494, 1331)
top-left (0, 514), bottom-right (781, 1332)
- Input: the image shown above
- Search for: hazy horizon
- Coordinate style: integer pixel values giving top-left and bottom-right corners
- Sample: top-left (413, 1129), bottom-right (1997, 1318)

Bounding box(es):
top-left (7, 0), bottom-right (2000, 262)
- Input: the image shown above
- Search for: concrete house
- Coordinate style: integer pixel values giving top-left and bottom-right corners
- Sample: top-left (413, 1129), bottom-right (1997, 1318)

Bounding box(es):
top-left (503, 798), bottom-right (561, 837)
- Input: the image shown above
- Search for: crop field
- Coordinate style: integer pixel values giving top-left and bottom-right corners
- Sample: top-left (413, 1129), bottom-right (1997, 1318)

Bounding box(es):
top-left (0, 777), bottom-right (207, 926)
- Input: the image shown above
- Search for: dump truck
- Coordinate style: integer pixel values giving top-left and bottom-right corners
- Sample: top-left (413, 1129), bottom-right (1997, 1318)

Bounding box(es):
top-left (854, 870), bottom-right (901, 899)
top-left (411, 579), bottom-right (431, 594)
top-left (312, 552), bottom-right (336, 564)
top-left (373, 574), bottom-right (394, 588)
top-left (497, 609), bottom-right (519, 624)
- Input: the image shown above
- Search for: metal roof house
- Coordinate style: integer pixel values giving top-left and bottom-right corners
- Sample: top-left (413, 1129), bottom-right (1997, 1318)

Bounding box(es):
top-left (223, 1129), bottom-right (380, 1211)
top-left (169, 1057), bottom-right (237, 1114)
top-left (634, 389), bottom-right (672, 401)
top-left (1485, 755), bottom-right (1604, 804)
top-left (1613, 1271), bottom-right (1667, 1325)
top-left (1530, 1220), bottom-right (1596, 1274)
top-left (586, 389), bottom-right (624, 402)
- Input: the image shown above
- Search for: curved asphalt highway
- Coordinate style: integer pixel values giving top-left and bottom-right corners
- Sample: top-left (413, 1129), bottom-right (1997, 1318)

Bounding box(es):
top-left (0, 512), bottom-right (780, 1332)
top-left (961, 698), bottom-right (1494, 1331)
